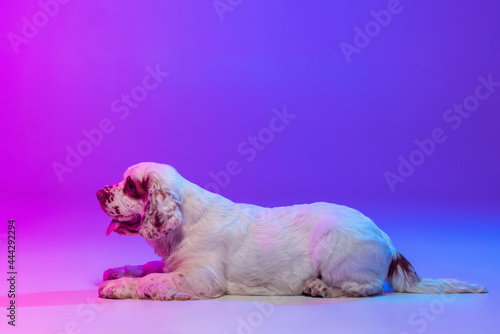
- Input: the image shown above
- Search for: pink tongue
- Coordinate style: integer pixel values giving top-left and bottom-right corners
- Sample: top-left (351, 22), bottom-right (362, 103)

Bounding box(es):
top-left (106, 220), bottom-right (121, 236)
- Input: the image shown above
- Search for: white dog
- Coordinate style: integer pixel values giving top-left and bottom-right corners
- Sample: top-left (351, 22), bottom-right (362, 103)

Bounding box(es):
top-left (97, 162), bottom-right (486, 300)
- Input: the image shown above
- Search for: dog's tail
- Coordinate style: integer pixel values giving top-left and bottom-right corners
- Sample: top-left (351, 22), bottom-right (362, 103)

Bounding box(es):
top-left (387, 252), bottom-right (487, 294)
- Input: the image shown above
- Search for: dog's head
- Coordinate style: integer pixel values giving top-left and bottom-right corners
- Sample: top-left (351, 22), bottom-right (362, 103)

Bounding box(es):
top-left (96, 163), bottom-right (184, 240)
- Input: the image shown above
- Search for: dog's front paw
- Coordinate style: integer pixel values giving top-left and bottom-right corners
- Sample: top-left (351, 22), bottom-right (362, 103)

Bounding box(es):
top-left (103, 265), bottom-right (144, 281)
top-left (103, 268), bottom-right (125, 281)
top-left (99, 277), bottom-right (138, 299)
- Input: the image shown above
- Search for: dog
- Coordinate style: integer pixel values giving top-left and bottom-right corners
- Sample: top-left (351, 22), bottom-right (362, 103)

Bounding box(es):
top-left (96, 162), bottom-right (487, 300)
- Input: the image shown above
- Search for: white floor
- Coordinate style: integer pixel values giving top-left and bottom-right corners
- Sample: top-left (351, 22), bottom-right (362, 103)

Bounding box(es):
top-left (1, 196), bottom-right (498, 334)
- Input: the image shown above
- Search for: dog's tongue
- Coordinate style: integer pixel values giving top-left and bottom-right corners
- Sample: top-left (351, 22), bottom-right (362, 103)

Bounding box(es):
top-left (106, 220), bottom-right (121, 236)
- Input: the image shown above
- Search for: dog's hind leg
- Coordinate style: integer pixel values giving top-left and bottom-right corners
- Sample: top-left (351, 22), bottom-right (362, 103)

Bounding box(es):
top-left (302, 278), bottom-right (346, 298)
top-left (303, 277), bottom-right (384, 298)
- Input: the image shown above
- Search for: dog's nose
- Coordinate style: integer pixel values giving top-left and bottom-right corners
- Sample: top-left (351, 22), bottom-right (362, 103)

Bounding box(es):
top-left (96, 189), bottom-right (106, 203)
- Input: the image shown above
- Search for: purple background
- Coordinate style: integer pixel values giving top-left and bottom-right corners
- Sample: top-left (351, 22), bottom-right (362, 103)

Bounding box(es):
top-left (2, 0), bottom-right (499, 206)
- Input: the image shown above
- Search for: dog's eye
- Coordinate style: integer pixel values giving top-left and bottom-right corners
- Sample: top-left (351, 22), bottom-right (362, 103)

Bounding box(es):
top-left (124, 176), bottom-right (140, 198)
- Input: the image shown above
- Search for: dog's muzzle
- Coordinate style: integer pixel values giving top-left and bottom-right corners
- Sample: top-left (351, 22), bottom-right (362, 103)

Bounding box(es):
top-left (96, 189), bottom-right (108, 204)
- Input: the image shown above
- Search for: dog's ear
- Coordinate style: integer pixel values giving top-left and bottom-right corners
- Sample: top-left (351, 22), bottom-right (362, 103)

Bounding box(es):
top-left (139, 173), bottom-right (183, 240)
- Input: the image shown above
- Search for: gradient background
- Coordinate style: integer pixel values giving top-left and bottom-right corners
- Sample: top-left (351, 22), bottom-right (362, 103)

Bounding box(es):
top-left (1, 1), bottom-right (499, 333)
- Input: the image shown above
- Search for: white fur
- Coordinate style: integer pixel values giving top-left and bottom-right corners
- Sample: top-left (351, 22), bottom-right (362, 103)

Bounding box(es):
top-left (98, 162), bottom-right (486, 300)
